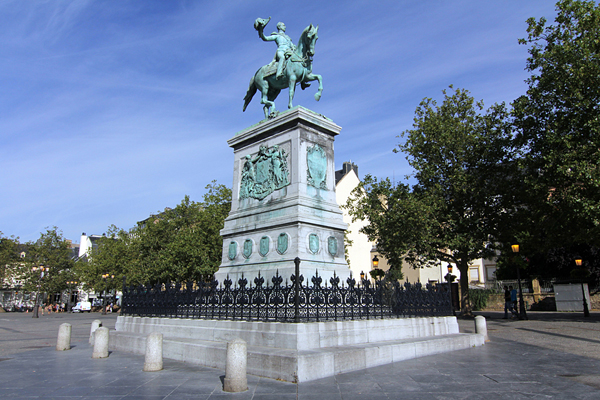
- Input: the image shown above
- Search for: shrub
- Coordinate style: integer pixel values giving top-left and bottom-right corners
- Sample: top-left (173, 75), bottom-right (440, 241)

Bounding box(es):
top-left (470, 289), bottom-right (494, 311)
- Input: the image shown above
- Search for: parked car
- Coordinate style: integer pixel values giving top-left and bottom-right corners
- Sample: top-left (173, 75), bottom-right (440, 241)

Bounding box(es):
top-left (72, 301), bottom-right (91, 313)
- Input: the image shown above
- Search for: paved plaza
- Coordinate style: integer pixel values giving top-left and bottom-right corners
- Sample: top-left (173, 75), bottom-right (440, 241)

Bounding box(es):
top-left (1, 311), bottom-right (600, 399)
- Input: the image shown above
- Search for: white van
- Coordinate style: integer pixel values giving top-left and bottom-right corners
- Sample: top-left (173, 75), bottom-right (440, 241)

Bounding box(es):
top-left (72, 301), bottom-right (91, 313)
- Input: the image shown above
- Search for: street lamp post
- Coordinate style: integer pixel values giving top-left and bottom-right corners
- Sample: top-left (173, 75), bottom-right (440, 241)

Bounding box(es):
top-left (101, 274), bottom-right (108, 315)
top-left (575, 257), bottom-right (590, 318)
top-left (371, 255), bottom-right (383, 281)
top-left (445, 265), bottom-right (456, 283)
top-left (101, 274), bottom-right (114, 315)
top-left (66, 281), bottom-right (78, 313)
top-left (31, 266), bottom-right (47, 319)
top-left (511, 241), bottom-right (528, 320)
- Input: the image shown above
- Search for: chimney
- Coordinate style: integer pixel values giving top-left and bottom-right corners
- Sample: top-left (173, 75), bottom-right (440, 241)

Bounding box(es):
top-left (343, 161), bottom-right (358, 177)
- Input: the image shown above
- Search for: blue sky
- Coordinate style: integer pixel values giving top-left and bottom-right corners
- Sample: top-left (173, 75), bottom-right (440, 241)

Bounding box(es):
top-left (1, 0), bottom-right (559, 243)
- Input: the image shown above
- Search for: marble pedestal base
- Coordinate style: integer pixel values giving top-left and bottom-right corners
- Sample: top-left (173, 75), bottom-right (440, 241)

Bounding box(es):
top-left (110, 316), bottom-right (484, 382)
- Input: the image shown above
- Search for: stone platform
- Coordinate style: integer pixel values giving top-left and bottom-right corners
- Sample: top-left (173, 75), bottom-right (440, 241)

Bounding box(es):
top-left (109, 316), bottom-right (484, 383)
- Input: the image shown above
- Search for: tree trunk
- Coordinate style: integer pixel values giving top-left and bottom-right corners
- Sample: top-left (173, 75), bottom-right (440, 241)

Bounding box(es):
top-left (458, 260), bottom-right (472, 316)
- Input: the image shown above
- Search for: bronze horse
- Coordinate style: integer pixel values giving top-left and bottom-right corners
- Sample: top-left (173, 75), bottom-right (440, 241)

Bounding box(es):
top-left (243, 24), bottom-right (323, 119)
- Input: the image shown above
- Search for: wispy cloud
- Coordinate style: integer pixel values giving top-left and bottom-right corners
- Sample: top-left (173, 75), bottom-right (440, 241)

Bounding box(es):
top-left (0, 0), bottom-right (558, 242)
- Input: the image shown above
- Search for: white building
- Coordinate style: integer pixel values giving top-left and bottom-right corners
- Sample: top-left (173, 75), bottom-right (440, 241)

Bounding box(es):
top-left (78, 232), bottom-right (104, 259)
top-left (335, 162), bottom-right (373, 280)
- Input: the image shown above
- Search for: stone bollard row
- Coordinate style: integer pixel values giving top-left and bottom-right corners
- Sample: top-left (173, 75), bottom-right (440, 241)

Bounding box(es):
top-left (92, 327), bottom-right (109, 359)
top-left (143, 332), bottom-right (163, 372)
top-left (88, 325), bottom-right (246, 392)
top-left (56, 323), bottom-right (72, 351)
top-left (474, 315), bottom-right (489, 341)
top-left (89, 320), bottom-right (102, 344)
top-left (223, 338), bottom-right (248, 392)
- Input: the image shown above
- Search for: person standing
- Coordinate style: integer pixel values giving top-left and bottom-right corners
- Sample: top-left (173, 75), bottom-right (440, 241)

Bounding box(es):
top-left (509, 285), bottom-right (518, 318)
top-left (503, 286), bottom-right (511, 319)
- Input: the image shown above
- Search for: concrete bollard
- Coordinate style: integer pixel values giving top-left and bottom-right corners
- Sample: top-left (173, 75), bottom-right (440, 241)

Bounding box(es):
top-left (56, 323), bottom-right (72, 351)
top-left (474, 315), bottom-right (489, 341)
top-left (89, 320), bottom-right (102, 344)
top-left (143, 332), bottom-right (163, 372)
top-left (223, 338), bottom-right (248, 392)
top-left (92, 327), bottom-right (109, 359)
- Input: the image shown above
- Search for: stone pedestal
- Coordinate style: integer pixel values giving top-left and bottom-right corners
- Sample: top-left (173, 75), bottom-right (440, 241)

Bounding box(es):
top-left (89, 320), bottom-right (102, 345)
top-left (143, 332), bottom-right (163, 372)
top-left (110, 315), bottom-right (484, 382)
top-left (215, 107), bottom-right (350, 284)
top-left (56, 323), bottom-right (71, 351)
top-left (92, 327), bottom-right (109, 359)
top-left (223, 338), bottom-right (248, 392)
top-left (474, 315), bottom-right (488, 341)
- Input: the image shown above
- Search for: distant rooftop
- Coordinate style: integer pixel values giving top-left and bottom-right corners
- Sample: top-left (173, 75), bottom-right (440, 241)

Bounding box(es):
top-left (335, 161), bottom-right (358, 185)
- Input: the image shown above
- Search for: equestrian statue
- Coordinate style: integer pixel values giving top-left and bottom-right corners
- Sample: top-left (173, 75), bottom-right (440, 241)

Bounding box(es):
top-left (243, 17), bottom-right (323, 119)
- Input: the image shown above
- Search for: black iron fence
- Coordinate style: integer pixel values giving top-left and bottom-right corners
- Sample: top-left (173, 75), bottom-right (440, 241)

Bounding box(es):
top-left (121, 263), bottom-right (452, 322)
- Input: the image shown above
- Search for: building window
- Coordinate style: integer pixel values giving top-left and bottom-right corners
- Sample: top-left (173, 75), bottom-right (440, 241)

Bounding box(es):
top-left (469, 267), bottom-right (480, 282)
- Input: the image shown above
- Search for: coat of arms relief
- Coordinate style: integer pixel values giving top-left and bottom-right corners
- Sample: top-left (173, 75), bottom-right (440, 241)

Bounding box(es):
top-left (240, 144), bottom-right (290, 201)
top-left (307, 144), bottom-right (327, 190)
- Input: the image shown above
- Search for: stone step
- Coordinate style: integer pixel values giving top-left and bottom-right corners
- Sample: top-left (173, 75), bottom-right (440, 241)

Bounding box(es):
top-left (109, 330), bottom-right (483, 382)
top-left (114, 315), bottom-right (462, 351)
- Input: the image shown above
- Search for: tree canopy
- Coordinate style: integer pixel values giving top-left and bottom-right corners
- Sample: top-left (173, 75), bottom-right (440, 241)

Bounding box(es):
top-left (347, 87), bottom-right (515, 314)
top-left (21, 227), bottom-right (76, 300)
top-left (0, 232), bottom-right (21, 288)
top-left (513, 0), bottom-right (600, 251)
top-left (80, 181), bottom-right (232, 289)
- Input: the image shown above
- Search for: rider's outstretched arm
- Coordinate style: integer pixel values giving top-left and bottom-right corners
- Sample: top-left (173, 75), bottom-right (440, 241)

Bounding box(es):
top-left (258, 30), bottom-right (277, 42)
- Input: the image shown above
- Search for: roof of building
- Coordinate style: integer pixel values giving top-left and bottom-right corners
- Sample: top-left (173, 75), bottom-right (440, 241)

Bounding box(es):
top-left (335, 161), bottom-right (358, 185)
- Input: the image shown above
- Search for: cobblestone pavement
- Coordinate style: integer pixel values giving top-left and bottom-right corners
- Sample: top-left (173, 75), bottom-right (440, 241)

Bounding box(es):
top-left (0, 311), bottom-right (599, 399)
top-left (464, 311), bottom-right (600, 361)
top-left (0, 311), bottom-right (118, 357)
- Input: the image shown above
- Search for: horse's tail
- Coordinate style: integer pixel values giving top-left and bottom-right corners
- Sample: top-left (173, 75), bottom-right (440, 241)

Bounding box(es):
top-left (243, 76), bottom-right (257, 112)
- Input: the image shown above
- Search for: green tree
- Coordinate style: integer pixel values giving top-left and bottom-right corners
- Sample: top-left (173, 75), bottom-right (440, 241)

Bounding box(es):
top-left (0, 232), bottom-right (21, 288)
top-left (347, 87), bottom-right (515, 314)
top-left (22, 227), bottom-right (75, 304)
top-left (345, 177), bottom-right (427, 281)
top-left (86, 181), bottom-right (232, 287)
top-left (74, 225), bottom-right (130, 294)
top-left (513, 0), bottom-right (600, 251)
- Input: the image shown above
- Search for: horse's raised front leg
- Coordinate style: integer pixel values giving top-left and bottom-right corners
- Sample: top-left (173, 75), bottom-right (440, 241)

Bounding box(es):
top-left (304, 73), bottom-right (323, 101)
top-left (288, 75), bottom-right (297, 109)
